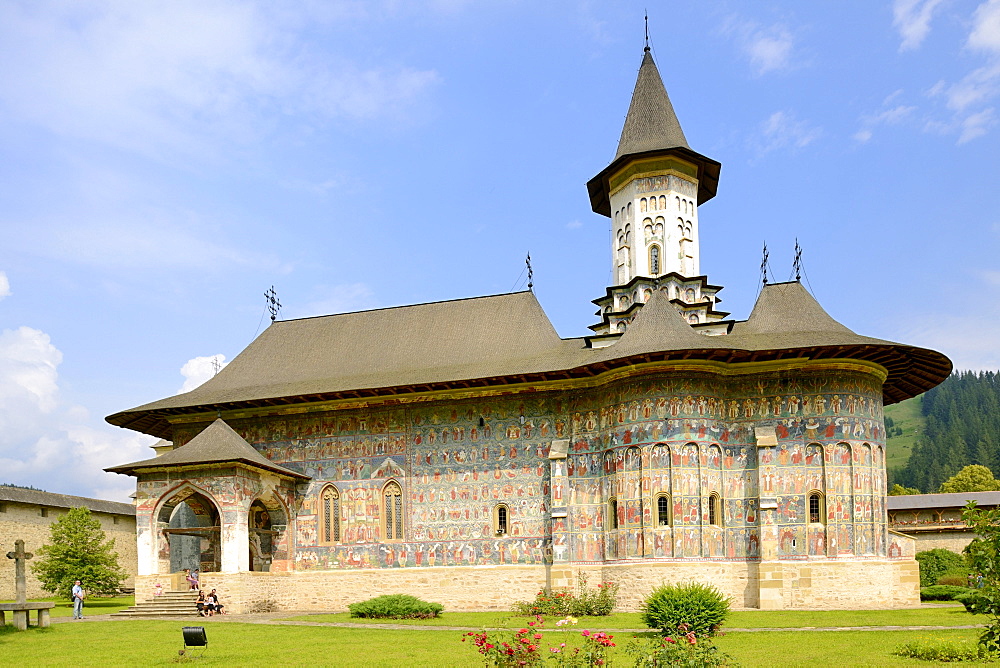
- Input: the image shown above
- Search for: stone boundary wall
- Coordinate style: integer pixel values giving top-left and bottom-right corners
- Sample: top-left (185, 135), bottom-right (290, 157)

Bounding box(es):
top-left (0, 501), bottom-right (137, 599)
top-left (134, 559), bottom-right (919, 614)
top-left (910, 531), bottom-right (976, 554)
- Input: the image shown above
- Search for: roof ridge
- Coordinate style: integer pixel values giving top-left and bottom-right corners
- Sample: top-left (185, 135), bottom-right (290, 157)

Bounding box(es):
top-left (278, 290), bottom-right (537, 323)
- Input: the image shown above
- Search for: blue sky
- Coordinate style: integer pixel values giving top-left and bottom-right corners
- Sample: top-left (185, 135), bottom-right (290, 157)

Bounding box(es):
top-left (1, 1), bottom-right (999, 501)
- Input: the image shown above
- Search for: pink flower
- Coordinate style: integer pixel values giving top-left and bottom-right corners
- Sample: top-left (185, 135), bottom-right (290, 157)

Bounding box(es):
top-left (533, 633), bottom-right (543, 640)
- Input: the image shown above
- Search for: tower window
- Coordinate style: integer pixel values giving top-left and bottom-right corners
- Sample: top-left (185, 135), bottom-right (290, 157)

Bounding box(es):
top-left (322, 485), bottom-right (341, 543)
top-left (650, 245), bottom-right (661, 275)
top-left (656, 494), bottom-right (671, 526)
top-left (708, 493), bottom-right (722, 527)
top-left (608, 498), bottom-right (618, 529)
top-left (494, 504), bottom-right (510, 535)
top-left (383, 481), bottom-right (403, 541)
top-left (808, 491), bottom-right (825, 524)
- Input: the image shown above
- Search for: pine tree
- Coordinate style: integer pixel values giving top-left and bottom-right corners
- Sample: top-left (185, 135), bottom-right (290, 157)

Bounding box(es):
top-left (30, 507), bottom-right (127, 598)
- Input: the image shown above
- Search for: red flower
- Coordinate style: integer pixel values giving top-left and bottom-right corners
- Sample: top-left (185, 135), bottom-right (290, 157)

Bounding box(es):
top-left (533, 633), bottom-right (543, 640)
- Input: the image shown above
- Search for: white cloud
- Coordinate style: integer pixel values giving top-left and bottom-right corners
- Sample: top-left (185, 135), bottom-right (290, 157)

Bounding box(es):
top-left (854, 101), bottom-right (917, 143)
top-left (566, 220), bottom-right (583, 230)
top-left (0, 1), bottom-right (441, 163)
top-left (288, 282), bottom-right (378, 318)
top-left (916, 1), bottom-right (1000, 143)
top-left (969, 0), bottom-right (1000, 53)
top-left (893, 0), bottom-right (947, 51)
top-left (751, 111), bottom-right (821, 155)
top-left (179, 354), bottom-right (228, 394)
top-left (895, 314), bottom-right (1000, 372)
top-left (0, 326), bottom-right (152, 501)
top-left (722, 18), bottom-right (796, 76)
top-left (0, 271), bottom-right (10, 300)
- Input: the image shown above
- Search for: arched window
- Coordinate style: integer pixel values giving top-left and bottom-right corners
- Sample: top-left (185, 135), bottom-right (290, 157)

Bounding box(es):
top-left (608, 498), bottom-right (619, 529)
top-left (321, 486), bottom-right (341, 544)
top-left (808, 491), bottom-right (825, 524)
top-left (659, 195), bottom-right (666, 209)
top-left (626, 202), bottom-right (632, 219)
top-left (656, 494), bottom-right (671, 526)
top-left (640, 198), bottom-right (648, 212)
top-left (708, 493), bottom-right (722, 527)
top-left (382, 481), bottom-right (403, 541)
top-left (649, 245), bottom-right (661, 275)
top-left (494, 503), bottom-right (510, 536)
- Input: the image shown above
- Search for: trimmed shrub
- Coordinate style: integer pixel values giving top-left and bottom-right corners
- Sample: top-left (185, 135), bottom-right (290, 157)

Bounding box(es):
top-left (938, 574), bottom-right (970, 587)
top-left (895, 638), bottom-right (994, 662)
top-left (955, 590), bottom-right (987, 614)
top-left (640, 581), bottom-right (730, 638)
top-left (916, 548), bottom-right (966, 588)
top-left (511, 573), bottom-right (620, 617)
top-left (920, 585), bottom-right (969, 601)
top-left (347, 594), bottom-right (443, 619)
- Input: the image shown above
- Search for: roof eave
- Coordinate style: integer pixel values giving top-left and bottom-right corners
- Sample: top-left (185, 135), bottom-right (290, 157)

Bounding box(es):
top-left (587, 147), bottom-right (721, 217)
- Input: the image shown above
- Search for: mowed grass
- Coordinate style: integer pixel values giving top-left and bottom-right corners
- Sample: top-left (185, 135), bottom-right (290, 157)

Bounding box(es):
top-left (884, 395), bottom-right (926, 472)
top-left (0, 595), bottom-right (135, 617)
top-left (0, 619), bottom-right (995, 667)
top-left (281, 604), bottom-right (986, 630)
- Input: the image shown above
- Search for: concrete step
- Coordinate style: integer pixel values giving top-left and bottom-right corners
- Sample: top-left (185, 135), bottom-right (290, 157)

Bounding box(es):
top-left (108, 592), bottom-right (204, 618)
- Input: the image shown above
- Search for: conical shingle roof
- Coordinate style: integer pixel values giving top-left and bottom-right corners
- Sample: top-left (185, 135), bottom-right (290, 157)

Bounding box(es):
top-left (615, 50), bottom-right (690, 160)
top-left (106, 418), bottom-right (309, 479)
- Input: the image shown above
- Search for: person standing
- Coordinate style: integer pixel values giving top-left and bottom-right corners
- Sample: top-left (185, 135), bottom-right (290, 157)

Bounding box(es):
top-left (72, 580), bottom-right (85, 620)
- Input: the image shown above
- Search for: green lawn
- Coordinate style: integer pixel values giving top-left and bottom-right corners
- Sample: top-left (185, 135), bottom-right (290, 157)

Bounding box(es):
top-left (885, 395), bottom-right (926, 473)
top-left (0, 620), bottom-right (995, 666)
top-left (0, 595), bottom-right (134, 617)
top-left (280, 605), bottom-right (986, 630)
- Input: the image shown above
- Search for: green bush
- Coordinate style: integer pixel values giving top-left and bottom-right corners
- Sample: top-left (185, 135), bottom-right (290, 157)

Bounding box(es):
top-left (920, 585), bottom-right (969, 601)
top-left (895, 638), bottom-right (994, 662)
top-left (347, 594), bottom-right (443, 619)
top-left (640, 581), bottom-right (730, 638)
top-left (937, 574), bottom-right (970, 587)
top-left (955, 589), bottom-right (988, 614)
top-left (511, 573), bottom-right (620, 617)
top-left (916, 548), bottom-right (967, 588)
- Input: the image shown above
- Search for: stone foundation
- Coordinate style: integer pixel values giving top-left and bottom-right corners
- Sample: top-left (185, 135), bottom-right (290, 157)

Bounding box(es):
top-left (134, 558), bottom-right (920, 613)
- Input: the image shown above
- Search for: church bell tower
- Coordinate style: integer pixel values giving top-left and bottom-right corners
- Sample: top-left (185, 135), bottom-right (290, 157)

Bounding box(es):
top-left (586, 46), bottom-right (731, 346)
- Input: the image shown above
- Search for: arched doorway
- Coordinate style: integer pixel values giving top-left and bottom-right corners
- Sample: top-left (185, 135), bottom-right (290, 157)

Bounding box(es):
top-left (156, 486), bottom-right (222, 575)
top-left (249, 500), bottom-right (273, 571)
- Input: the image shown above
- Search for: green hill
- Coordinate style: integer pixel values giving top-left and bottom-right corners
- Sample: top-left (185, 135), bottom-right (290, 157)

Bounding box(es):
top-left (890, 371), bottom-right (1000, 492)
top-left (884, 396), bottom-right (926, 472)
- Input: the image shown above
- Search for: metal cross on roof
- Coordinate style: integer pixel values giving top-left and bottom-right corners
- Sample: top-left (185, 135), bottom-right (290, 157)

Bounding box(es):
top-left (792, 239), bottom-right (803, 282)
top-left (264, 285), bottom-right (282, 322)
top-left (760, 242), bottom-right (770, 286)
top-left (526, 253), bottom-right (534, 291)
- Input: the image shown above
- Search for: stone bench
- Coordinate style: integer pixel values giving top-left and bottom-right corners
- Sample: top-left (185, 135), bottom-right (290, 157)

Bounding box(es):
top-left (0, 602), bottom-right (57, 630)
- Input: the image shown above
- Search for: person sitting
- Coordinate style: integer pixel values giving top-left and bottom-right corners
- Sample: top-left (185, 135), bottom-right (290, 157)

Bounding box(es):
top-left (196, 590), bottom-right (208, 617)
top-left (208, 589), bottom-right (225, 615)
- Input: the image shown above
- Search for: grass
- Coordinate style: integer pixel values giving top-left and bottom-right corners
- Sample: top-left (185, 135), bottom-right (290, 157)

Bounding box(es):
top-left (0, 595), bottom-right (134, 617)
top-left (885, 395), bottom-right (926, 473)
top-left (0, 619), bottom-right (996, 666)
top-left (280, 604), bottom-right (987, 630)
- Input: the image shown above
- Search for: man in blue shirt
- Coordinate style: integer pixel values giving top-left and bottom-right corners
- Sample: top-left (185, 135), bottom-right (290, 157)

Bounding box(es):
top-left (72, 580), bottom-right (84, 619)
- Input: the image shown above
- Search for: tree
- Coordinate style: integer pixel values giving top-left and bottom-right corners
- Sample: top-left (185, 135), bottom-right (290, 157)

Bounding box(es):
top-left (888, 483), bottom-right (922, 496)
top-left (938, 465), bottom-right (1000, 493)
top-left (962, 502), bottom-right (1000, 653)
top-left (30, 507), bottom-right (127, 598)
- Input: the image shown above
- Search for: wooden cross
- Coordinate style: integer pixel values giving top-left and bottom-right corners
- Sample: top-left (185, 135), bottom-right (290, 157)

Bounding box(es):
top-left (6, 539), bottom-right (34, 605)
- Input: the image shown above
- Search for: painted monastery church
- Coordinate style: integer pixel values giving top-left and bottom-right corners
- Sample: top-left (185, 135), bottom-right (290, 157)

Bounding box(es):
top-left (107, 47), bottom-right (952, 612)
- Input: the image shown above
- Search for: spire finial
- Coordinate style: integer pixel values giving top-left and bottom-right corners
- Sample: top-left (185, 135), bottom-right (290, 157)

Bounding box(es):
top-left (793, 239), bottom-right (803, 282)
top-left (760, 243), bottom-right (770, 287)
top-left (526, 252), bottom-right (534, 291)
top-left (264, 285), bottom-right (282, 322)
top-left (644, 12), bottom-right (650, 52)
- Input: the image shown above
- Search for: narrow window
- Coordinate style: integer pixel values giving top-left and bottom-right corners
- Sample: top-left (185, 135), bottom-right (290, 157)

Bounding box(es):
top-left (113, 516), bottom-right (120, 525)
top-left (640, 198), bottom-right (647, 212)
top-left (0, 502), bottom-right (6, 513)
top-left (494, 504), bottom-right (509, 535)
top-left (650, 245), bottom-right (661, 275)
top-left (40, 507), bottom-right (49, 518)
top-left (808, 491), bottom-right (825, 524)
top-left (656, 494), bottom-right (671, 526)
top-left (608, 498), bottom-right (618, 529)
top-left (659, 195), bottom-right (666, 209)
top-left (708, 493), bottom-right (722, 526)
top-left (322, 486), bottom-right (341, 543)
top-left (383, 481), bottom-right (403, 540)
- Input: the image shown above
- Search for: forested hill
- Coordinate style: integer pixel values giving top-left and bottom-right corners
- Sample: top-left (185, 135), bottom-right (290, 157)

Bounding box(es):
top-left (890, 371), bottom-right (1000, 492)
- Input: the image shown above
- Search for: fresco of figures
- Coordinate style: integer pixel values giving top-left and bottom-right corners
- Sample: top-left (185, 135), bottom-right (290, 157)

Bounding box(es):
top-left (162, 366), bottom-right (889, 570)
